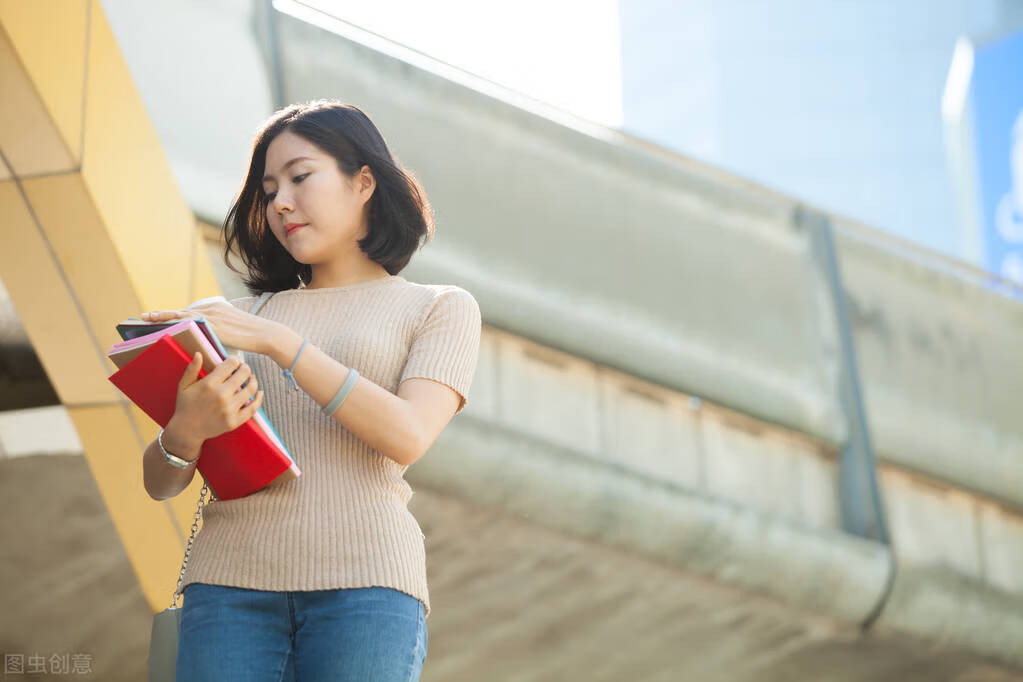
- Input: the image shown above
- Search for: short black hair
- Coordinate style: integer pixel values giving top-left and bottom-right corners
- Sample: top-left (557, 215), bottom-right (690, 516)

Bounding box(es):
top-left (223, 99), bottom-right (435, 294)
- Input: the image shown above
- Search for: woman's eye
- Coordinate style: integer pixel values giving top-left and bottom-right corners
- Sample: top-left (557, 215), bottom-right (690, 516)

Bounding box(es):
top-left (262, 175), bottom-right (308, 204)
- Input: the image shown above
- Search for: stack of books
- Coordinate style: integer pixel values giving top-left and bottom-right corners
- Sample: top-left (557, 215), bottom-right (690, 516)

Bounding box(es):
top-left (107, 311), bottom-right (300, 501)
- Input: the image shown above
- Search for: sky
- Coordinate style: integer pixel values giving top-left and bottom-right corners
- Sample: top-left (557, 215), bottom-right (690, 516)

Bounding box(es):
top-left (297, 0), bottom-right (624, 129)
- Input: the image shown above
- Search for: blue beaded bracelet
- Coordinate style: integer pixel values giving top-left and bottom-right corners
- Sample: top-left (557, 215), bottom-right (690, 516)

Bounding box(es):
top-left (322, 368), bottom-right (360, 416)
top-left (282, 338), bottom-right (309, 392)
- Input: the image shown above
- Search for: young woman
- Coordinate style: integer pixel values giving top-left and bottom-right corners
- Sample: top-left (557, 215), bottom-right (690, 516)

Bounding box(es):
top-left (139, 99), bottom-right (482, 681)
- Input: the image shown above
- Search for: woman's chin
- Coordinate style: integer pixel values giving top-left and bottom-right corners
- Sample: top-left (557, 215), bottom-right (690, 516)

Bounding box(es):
top-left (285, 241), bottom-right (320, 260)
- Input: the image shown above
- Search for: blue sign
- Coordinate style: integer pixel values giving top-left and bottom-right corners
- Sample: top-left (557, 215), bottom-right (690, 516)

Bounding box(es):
top-left (969, 29), bottom-right (1023, 287)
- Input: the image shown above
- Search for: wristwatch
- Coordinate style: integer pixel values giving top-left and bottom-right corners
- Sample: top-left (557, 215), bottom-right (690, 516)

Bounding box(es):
top-left (158, 427), bottom-right (198, 469)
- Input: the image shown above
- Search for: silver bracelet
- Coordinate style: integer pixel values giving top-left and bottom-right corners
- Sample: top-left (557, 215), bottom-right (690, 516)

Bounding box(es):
top-left (158, 427), bottom-right (198, 469)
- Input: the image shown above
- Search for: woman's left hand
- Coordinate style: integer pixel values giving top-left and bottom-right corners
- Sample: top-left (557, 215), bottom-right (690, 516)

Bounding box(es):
top-left (140, 301), bottom-right (278, 355)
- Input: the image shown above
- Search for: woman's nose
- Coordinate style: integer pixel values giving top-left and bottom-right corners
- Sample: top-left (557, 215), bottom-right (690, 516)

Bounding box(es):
top-left (273, 193), bottom-right (293, 213)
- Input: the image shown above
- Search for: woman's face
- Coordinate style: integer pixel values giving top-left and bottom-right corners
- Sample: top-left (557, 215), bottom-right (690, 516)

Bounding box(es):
top-left (261, 129), bottom-right (374, 264)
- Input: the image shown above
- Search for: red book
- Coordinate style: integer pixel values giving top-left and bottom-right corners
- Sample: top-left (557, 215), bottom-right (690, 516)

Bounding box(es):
top-left (108, 334), bottom-right (300, 500)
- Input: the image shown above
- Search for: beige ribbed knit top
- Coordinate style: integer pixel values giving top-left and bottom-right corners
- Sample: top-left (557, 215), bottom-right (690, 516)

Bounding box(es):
top-left (175, 274), bottom-right (482, 618)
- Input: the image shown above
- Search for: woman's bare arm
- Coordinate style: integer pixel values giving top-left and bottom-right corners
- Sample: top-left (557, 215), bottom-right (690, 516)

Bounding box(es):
top-left (267, 327), bottom-right (426, 467)
top-left (142, 420), bottom-right (203, 501)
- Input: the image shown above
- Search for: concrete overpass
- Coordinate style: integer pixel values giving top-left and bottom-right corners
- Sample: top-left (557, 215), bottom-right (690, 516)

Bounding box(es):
top-left (1, 1), bottom-right (1021, 679)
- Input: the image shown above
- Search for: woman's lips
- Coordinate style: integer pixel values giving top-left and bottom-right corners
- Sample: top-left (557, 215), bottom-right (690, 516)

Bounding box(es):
top-left (286, 223), bottom-right (306, 235)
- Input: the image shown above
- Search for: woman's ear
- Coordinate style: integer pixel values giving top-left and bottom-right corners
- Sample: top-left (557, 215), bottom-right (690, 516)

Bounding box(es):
top-left (357, 165), bottom-right (376, 204)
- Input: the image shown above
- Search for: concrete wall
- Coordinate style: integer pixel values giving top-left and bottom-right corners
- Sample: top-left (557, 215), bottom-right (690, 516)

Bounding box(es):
top-left (266, 6), bottom-right (1023, 509)
top-left (96, 0), bottom-right (1023, 508)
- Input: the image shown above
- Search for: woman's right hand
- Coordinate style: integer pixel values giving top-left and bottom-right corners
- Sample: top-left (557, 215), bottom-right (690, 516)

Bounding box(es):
top-left (167, 353), bottom-right (264, 446)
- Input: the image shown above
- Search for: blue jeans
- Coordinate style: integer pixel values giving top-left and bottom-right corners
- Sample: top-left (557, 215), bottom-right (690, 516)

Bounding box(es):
top-left (175, 583), bottom-right (428, 682)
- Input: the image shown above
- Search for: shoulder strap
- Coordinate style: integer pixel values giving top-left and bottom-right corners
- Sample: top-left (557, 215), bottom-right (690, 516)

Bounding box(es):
top-left (249, 291), bottom-right (274, 316)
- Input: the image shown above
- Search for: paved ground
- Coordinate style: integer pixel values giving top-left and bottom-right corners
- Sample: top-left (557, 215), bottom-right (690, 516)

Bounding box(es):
top-left (0, 455), bottom-right (151, 681)
top-left (2, 453), bottom-right (1021, 681)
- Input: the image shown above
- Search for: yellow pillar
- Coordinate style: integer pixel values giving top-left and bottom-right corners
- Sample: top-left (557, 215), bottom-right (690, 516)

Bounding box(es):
top-left (0, 0), bottom-right (223, 612)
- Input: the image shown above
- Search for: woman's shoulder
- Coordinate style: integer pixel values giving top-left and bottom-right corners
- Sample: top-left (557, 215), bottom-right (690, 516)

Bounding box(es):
top-left (402, 281), bottom-right (480, 330)
top-left (186, 293), bottom-right (259, 311)
top-left (401, 280), bottom-right (477, 308)
top-left (225, 280), bottom-right (477, 315)
top-left (228, 295), bottom-right (256, 309)
top-left (400, 278), bottom-right (475, 299)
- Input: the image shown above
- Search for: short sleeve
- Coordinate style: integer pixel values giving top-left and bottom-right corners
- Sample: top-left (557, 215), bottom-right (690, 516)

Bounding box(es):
top-left (399, 287), bottom-right (482, 415)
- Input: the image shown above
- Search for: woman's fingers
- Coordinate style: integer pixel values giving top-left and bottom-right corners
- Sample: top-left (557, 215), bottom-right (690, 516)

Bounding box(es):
top-left (231, 388), bottom-right (264, 427)
top-left (227, 370), bottom-right (260, 414)
top-left (225, 361), bottom-right (254, 394)
top-left (141, 310), bottom-right (194, 320)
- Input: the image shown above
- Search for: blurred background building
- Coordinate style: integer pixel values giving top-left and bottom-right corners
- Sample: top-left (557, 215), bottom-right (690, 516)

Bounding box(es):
top-left (1, 1), bottom-right (1022, 680)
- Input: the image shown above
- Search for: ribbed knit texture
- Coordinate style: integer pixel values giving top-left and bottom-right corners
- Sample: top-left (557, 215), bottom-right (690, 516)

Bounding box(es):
top-left (175, 275), bottom-right (482, 619)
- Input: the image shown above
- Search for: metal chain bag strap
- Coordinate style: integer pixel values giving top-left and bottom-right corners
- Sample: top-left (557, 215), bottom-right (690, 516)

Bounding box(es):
top-left (147, 290), bottom-right (275, 682)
